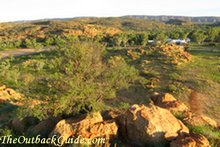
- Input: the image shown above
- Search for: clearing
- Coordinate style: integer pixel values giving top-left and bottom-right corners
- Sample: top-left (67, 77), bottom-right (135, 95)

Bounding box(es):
top-left (0, 48), bottom-right (47, 59)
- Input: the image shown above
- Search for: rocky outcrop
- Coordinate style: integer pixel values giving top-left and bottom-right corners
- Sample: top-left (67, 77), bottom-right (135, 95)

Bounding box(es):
top-left (118, 104), bottom-right (189, 146)
top-left (47, 104), bottom-right (217, 146)
top-left (0, 85), bottom-right (47, 108)
top-left (50, 112), bottom-right (118, 145)
top-left (159, 44), bottom-right (192, 65)
top-left (183, 112), bottom-right (218, 128)
top-left (3, 99), bottom-right (215, 147)
top-left (85, 120), bottom-right (118, 140)
top-left (49, 104), bottom-right (191, 146)
top-left (151, 93), bottom-right (189, 114)
top-left (170, 133), bottom-right (210, 147)
top-left (49, 119), bottom-right (73, 145)
top-left (151, 93), bottom-right (218, 128)
top-left (0, 85), bottom-right (22, 104)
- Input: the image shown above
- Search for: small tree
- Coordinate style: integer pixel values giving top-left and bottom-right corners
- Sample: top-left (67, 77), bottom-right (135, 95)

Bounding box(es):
top-left (135, 33), bottom-right (148, 46)
top-left (190, 30), bottom-right (207, 44)
top-left (24, 38), bottom-right (43, 49)
top-left (155, 32), bottom-right (168, 44)
top-left (45, 37), bottom-right (55, 46)
top-left (215, 32), bottom-right (220, 42)
top-left (19, 41), bottom-right (140, 119)
top-left (168, 31), bottom-right (180, 39)
top-left (206, 28), bottom-right (219, 42)
top-left (179, 31), bottom-right (190, 40)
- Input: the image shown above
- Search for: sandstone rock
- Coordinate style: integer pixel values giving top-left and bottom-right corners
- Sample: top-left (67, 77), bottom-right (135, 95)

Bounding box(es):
top-left (0, 90), bottom-right (9, 98)
top-left (192, 133), bottom-right (210, 147)
top-left (84, 120), bottom-right (118, 139)
top-left (151, 93), bottom-right (189, 113)
top-left (0, 86), bottom-right (22, 103)
top-left (171, 136), bottom-right (196, 147)
top-left (107, 109), bottom-right (125, 119)
top-left (50, 112), bottom-right (118, 146)
top-left (161, 93), bottom-right (177, 102)
top-left (5, 88), bottom-right (16, 96)
top-left (170, 133), bottom-right (210, 147)
top-left (50, 119), bottom-right (72, 145)
top-left (0, 85), bottom-right (6, 91)
top-left (184, 114), bottom-right (218, 128)
top-left (118, 104), bottom-right (189, 146)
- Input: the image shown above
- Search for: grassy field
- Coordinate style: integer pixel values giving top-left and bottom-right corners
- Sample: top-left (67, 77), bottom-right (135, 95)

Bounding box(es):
top-left (176, 45), bottom-right (220, 123)
top-left (107, 44), bottom-right (220, 123)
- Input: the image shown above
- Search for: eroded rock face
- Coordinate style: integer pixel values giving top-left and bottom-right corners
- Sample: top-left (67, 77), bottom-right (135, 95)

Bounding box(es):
top-left (151, 93), bottom-right (189, 114)
top-left (49, 112), bottom-right (118, 146)
top-left (118, 104), bottom-right (189, 146)
top-left (170, 133), bottom-right (210, 147)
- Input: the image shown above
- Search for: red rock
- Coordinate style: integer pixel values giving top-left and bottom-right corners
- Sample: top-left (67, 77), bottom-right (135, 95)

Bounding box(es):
top-left (118, 104), bottom-right (189, 146)
top-left (170, 133), bottom-right (210, 147)
top-left (152, 93), bottom-right (189, 113)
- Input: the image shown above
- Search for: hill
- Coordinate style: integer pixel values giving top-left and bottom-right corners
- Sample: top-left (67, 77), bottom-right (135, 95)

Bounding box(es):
top-left (124, 15), bottom-right (220, 23)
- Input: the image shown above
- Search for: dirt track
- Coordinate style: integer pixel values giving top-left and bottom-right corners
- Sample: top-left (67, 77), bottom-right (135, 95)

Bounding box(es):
top-left (0, 48), bottom-right (46, 59)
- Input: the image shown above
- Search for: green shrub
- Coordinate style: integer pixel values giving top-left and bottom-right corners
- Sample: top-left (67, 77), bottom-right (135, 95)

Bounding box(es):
top-left (0, 58), bottom-right (21, 87)
top-left (24, 38), bottom-right (43, 49)
top-left (18, 41), bottom-right (140, 119)
top-left (0, 40), bottom-right (23, 50)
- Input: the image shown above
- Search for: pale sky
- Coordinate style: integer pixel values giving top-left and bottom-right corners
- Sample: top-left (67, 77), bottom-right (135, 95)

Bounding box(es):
top-left (0, 0), bottom-right (220, 22)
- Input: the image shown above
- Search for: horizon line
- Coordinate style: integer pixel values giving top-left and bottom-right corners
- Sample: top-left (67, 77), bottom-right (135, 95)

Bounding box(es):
top-left (1, 14), bottom-right (220, 23)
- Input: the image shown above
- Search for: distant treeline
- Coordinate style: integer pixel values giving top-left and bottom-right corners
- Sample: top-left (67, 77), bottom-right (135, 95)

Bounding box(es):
top-left (1, 17), bottom-right (220, 49)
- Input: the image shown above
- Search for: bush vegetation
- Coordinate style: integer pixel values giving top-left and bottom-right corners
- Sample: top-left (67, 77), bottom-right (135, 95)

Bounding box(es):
top-left (1, 18), bottom-right (220, 50)
top-left (0, 41), bottom-right (142, 119)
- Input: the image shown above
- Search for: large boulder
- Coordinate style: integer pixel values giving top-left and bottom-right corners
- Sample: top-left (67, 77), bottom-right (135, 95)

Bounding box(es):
top-left (27, 117), bottom-right (61, 137)
top-left (49, 119), bottom-right (73, 145)
top-left (151, 93), bottom-right (189, 114)
top-left (170, 133), bottom-right (210, 147)
top-left (49, 112), bottom-right (118, 146)
top-left (118, 104), bottom-right (189, 146)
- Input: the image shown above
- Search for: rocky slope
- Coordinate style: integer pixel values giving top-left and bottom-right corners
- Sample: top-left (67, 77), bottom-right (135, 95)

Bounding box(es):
top-left (0, 85), bottom-right (219, 146)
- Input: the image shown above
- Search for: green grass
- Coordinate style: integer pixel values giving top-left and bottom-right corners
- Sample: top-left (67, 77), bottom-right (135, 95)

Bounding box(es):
top-left (175, 45), bottom-right (220, 125)
top-left (189, 125), bottom-right (220, 147)
top-left (176, 44), bottom-right (220, 90)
